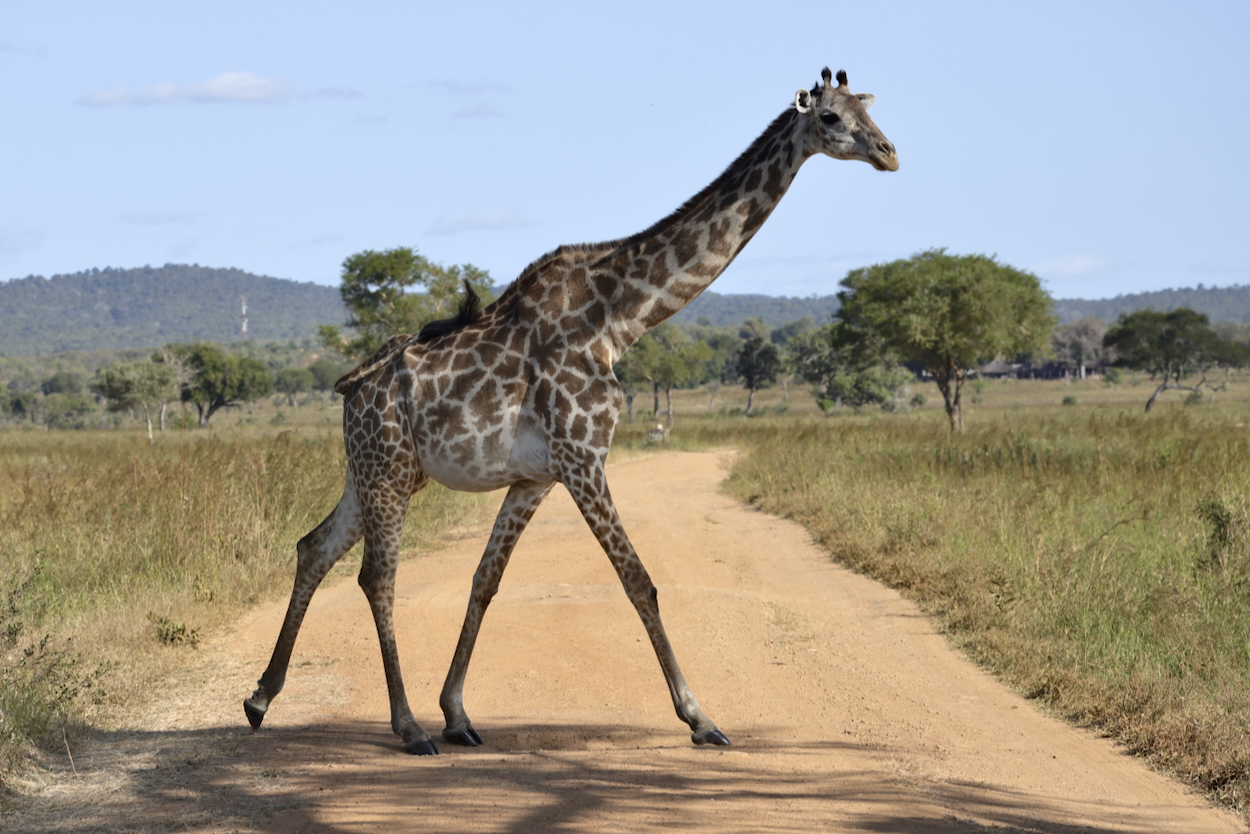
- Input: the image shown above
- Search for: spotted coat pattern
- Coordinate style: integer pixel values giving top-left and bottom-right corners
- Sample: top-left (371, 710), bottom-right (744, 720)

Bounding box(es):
top-left (244, 68), bottom-right (898, 753)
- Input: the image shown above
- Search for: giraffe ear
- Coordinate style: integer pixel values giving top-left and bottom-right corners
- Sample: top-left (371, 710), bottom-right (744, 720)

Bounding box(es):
top-left (795, 89), bottom-right (813, 113)
top-left (856, 93), bottom-right (876, 110)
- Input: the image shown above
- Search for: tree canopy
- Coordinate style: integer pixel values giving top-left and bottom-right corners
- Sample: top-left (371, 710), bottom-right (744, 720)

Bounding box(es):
top-left (92, 360), bottom-right (177, 440)
top-left (835, 248), bottom-right (1056, 432)
top-left (318, 247), bottom-right (494, 361)
top-left (167, 342), bottom-right (273, 426)
top-left (724, 336), bottom-right (780, 416)
top-left (1103, 308), bottom-right (1250, 411)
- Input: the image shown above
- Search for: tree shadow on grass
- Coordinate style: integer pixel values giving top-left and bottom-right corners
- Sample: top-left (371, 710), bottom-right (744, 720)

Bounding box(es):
top-left (3, 719), bottom-right (1232, 834)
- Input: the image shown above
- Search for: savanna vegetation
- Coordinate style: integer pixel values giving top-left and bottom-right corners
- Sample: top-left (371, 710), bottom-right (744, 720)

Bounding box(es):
top-left (0, 413), bottom-right (497, 796)
top-left (6, 244), bottom-right (1250, 818)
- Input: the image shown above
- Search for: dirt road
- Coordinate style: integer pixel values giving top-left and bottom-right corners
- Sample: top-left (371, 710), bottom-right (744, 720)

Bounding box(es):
top-left (16, 451), bottom-right (1245, 832)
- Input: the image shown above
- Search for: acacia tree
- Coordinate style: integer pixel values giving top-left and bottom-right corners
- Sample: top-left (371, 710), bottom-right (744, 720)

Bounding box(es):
top-left (788, 323), bottom-right (913, 411)
top-left (169, 343), bottom-right (273, 426)
top-left (725, 336), bottom-right (780, 416)
top-left (1052, 316), bottom-right (1108, 378)
top-left (836, 249), bottom-right (1056, 432)
top-left (274, 367), bottom-right (315, 407)
top-left (92, 361), bottom-right (177, 441)
top-left (318, 247), bottom-right (494, 361)
top-left (1103, 308), bottom-right (1250, 412)
top-left (616, 323), bottom-right (712, 426)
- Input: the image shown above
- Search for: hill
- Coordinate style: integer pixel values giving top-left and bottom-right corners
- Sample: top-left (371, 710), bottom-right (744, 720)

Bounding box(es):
top-left (5, 263), bottom-right (1250, 357)
top-left (672, 291), bottom-right (841, 328)
top-left (1054, 284), bottom-right (1250, 324)
top-left (0, 265), bottom-right (345, 355)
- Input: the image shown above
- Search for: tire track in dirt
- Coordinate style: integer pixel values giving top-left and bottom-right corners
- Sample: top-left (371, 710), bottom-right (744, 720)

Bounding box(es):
top-left (11, 451), bottom-right (1245, 833)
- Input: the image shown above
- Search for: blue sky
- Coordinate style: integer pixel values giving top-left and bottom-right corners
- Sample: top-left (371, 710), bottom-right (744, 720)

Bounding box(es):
top-left (3, 1), bottom-right (1247, 301)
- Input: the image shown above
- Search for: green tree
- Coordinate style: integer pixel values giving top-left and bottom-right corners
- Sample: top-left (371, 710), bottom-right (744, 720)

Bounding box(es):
top-left (92, 361), bottom-right (177, 441)
top-left (1103, 308), bottom-right (1250, 412)
top-left (725, 336), bottom-right (781, 415)
top-left (790, 324), bottom-right (914, 411)
top-left (309, 356), bottom-right (352, 394)
top-left (836, 249), bottom-right (1056, 433)
top-left (1052, 316), bottom-right (1108, 378)
top-left (41, 371), bottom-right (85, 397)
top-left (274, 367), bottom-right (315, 407)
top-left (39, 393), bottom-right (96, 429)
top-left (613, 340), bottom-right (655, 422)
top-left (169, 343), bottom-right (273, 427)
top-left (318, 247), bottom-right (494, 360)
top-left (647, 324), bottom-right (714, 427)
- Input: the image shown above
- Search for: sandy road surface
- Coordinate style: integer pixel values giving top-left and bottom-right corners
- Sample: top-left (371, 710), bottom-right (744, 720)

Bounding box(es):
top-left (12, 451), bottom-right (1245, 833)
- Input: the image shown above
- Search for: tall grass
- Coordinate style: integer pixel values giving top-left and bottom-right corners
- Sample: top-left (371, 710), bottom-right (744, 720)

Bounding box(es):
top-left (0, 427), bottom-right (494, 788)
top-left (723, 407), bottom-right (1250, 810)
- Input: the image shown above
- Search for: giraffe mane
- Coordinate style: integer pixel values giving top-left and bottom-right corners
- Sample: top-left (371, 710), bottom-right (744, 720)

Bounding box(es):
top-left (415, 280), bottom-right (483, 344)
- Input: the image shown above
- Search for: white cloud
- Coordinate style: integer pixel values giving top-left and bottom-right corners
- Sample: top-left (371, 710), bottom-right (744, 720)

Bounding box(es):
top-left (428, 212), bottom-right (530, 236)
top-left (1032, 255), bottom-right (1108, 276)
top-left (0, 223), bottom-right (45, 264)
top-left (78, 71), bottom-right (289, 106)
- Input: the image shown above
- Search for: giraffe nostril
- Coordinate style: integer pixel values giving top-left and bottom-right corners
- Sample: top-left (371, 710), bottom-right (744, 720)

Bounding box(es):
top-left (878, 140), bottom-right (896, 156)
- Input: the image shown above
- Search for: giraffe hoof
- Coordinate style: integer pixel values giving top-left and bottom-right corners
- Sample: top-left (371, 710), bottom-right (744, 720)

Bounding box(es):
top-left (442, 725), bottom-right (483, 747)
top-left (404, 738), bottom-right (440, 756)
top-left (243, 699), bottom-right (267, 731)
top-left (692, 728), bottom-right (731, 746)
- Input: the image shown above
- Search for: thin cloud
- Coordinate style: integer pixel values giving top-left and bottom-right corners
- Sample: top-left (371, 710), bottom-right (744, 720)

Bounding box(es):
top-left (1191, 257), bottom-right (1250, 275)
top-left (1033, 255), bottom-right (1108, 277)
top-left (313, 87), bottom-right (363, 100)
top-left (0, 223), bottom-right (45, 264)
top-left (79, 71), bottom-right (289, 106)
top-left (115, 210), bottom-right (201, 226)
top-left (428, 78), bottom-right (511, 96)
top-left (428, 212), bottom-right (530, 236)
top-left (450, 102), bottom-right (506, 119)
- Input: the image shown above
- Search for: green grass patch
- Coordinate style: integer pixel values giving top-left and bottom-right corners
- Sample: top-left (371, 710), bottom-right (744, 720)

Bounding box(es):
top-left (722, 406), bottom-right (1250, 811)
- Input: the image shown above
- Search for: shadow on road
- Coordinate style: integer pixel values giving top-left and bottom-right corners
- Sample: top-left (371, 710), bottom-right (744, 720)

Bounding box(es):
top-left (5, 718), bottom-right (1203, 834)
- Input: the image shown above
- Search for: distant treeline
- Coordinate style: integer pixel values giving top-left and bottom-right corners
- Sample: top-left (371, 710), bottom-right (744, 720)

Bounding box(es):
top-left (6, 263), bottom-right (1250, 357)
top-left (1055, 284), bottom-right (1250, 324)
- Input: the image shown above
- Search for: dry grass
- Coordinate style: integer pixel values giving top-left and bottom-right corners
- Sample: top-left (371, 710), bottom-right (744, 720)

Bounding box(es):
top-left (720, 393), bottom-right (1250, 813)
top-left (0, 420), bottom-right (496, 794)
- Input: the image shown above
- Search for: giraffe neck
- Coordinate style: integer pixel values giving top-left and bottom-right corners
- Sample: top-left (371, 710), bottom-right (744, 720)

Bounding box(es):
top-left (601, 108), bottom-right (811, 355)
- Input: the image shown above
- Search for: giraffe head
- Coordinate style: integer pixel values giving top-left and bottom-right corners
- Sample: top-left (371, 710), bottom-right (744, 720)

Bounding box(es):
top-left (795, 67), bottom-right (898, 172)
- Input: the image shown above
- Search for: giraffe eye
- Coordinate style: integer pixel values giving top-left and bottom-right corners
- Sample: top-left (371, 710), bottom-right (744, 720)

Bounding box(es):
top-left (820, 112), bottom-right (841, 126)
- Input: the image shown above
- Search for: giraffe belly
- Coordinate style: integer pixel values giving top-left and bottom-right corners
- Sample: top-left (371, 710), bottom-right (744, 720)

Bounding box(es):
top-left (414, 424), bottom-right (554, 493)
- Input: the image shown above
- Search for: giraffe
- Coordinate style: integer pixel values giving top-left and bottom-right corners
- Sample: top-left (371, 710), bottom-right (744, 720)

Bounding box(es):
top-left (244, 67), bottom-right (897, 755)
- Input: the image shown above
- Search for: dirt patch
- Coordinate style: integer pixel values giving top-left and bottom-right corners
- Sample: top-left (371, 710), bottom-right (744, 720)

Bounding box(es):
top-left (6, 451), bottom-right (1244, 833)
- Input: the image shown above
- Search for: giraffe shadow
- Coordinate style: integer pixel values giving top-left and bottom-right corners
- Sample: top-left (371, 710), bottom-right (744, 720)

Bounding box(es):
top-left (6, 720), bottom-right (1198, 834)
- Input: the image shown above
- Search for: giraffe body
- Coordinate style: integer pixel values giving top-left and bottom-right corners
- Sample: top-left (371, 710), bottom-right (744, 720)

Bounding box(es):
top-left (245, 68), bottom-right (897, 754)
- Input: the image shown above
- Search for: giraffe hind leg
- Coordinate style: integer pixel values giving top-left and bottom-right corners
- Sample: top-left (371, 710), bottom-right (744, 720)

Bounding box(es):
top-left (244, 478), bottom-right (363, 730)
top-left (355, 476), bottom-right (441, 755)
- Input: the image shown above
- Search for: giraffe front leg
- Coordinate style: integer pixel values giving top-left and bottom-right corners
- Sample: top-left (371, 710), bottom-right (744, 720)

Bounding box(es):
top-left (245, 483), bottom-right (362, 731)
top-left (562, 463), bottom-right (730, 747)
top-left (440, 480), bottom-right (554, 746)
